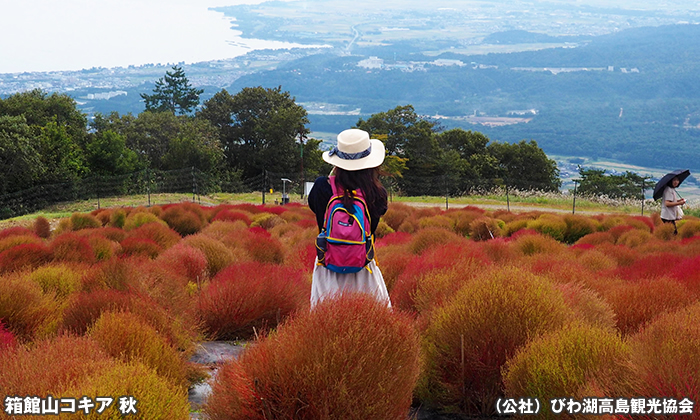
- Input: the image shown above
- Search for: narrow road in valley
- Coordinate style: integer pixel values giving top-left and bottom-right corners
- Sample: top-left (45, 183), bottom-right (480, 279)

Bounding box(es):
top-left (346, 26), bottom-right (360, 52)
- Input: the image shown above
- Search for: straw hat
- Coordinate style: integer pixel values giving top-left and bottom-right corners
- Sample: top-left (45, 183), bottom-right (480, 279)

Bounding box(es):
top-left (322, 129), bottom-right (385, 171)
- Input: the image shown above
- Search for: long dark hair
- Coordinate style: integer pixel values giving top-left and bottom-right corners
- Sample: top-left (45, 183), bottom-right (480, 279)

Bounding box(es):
top-left (333, 167), bottom-right (387, 211)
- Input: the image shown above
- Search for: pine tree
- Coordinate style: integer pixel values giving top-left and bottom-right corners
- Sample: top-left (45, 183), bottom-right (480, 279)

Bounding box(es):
top-left (140, 65), bottom-right (203, 115)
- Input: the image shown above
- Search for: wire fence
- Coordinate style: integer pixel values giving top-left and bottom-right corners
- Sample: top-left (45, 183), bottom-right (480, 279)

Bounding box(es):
top-left (0, 167), bottom-right (665, 220)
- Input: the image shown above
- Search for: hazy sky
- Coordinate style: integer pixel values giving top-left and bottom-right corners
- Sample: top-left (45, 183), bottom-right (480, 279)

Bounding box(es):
top-left (0, 0), bottom-right (304, 73)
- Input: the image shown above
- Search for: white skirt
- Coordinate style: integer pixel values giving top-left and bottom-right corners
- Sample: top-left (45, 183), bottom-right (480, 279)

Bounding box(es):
top-left (310, 257), bottom-right (391, 308)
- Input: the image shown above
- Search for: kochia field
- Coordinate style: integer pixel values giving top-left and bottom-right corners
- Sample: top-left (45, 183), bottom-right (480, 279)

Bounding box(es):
top-left (1, 202), bottom-right (698, 419)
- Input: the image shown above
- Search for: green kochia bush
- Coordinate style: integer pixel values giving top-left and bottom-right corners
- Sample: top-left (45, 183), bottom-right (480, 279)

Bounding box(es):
top-left (502, 322), bottom-right (634, 420)
top-left (205, 294), bottom-right (421, 420)
top-left (62, 361), bottom-right (191, 420)
top-left (527, 214), bottom-right (567, 242)
top-left (417, 266), bottom-right (573, 416)
top-left (89, 311), bottom-right (191, 389)
top-left (70, 212), bottom-right (101, 230)
top-left (563, 214), bottom-right (599, 244)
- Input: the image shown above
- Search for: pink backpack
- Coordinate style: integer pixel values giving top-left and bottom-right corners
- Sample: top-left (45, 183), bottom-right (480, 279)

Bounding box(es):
top-left (316, 176), bottom-right (375, 273)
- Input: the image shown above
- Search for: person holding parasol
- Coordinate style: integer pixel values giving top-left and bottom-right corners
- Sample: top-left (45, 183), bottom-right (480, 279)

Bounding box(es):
top-left (654, 169), bottom-right (690, 235)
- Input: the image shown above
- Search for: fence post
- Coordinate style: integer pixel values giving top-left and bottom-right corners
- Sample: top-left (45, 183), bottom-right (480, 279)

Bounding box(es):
top-left (192, 166), bottom-right (196, 202)
top-left (572, 179), bottom-right (579, 215)
top-left (146, 168), bottom-right (151, 207)
top-left (641, 178), bottom-right (645, 216)
top-left (262, 170), bottom-right (266, 205)
top-left (505, 181), bottom-right (510, 212)
top-left (444, 175), bottom-right (448, 210)
top-left (95, 176), bottom-right (101, 210)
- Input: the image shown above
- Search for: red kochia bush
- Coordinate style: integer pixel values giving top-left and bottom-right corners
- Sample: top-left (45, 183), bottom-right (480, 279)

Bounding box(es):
top-left (60, 288), bottom-right (197, 353)
top-left (604, 277), bottom-right (695, 336)
top-left (0, 242), bottom-right (52, 273)
top-left (80, 256), bottom-right (144, 292)
top-left (205, 294), bottom-right (421, 420)
top-left (212, 209), bottom-right (252, 225)
top-left (376, 231), bottom-right (413, 247)
top-left (0, 226), bottom-right (37, 240)
top-left (374, 245), bottom-right (413, 293)
top-left (156, 242), bottom-right (209, 282)
top-left (120, 237), bottom-right (163, 258)
top-left (128, 222), bottom-right (181, 249)
top-left (197, 262), bottom-right (310, 340)
top-left (51, 232), bottom-right (95, 263)
top-left (610, 253), bottom-right (687, 281)
top-left (161, 205), bottom-right (205, 236)
top-left (669, 254), bottom-right (700, 297)
top-left (0, 321), bottom-right (17, 351)
top-left (390, 242), bottom-right (490, 315)
top-left (576, 231), bottom-right (616, 246)
top-left (243, 228), bottom-right (285, 264)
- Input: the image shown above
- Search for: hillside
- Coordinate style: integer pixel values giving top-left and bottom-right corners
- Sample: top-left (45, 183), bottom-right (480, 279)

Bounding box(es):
top-left (3, 24), bottom-right (700, 174)
top-left (226, 24), bottom-right (700, 171)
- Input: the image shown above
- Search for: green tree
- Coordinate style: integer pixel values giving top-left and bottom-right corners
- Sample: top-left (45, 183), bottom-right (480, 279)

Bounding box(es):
top-left (92, 111), bottom-right (224, 174)
top-left (0, 115), bottom-right (42, 194)
top-left (83, 130), bottom-right (141, 176)
top-left (356, 105), bottom-right (442, 195)
top-left (437, 128), bottom-right (501, 192)
top-left (576, 168), bottom-right (645, 199)
top-left (0, 89), bottom-right (88, 149)
top-left (487, 140), bottom-right (561, 192)
top-left (161, 118), bottom-right (223, 173)
top-left (300, 136), bottom-right (326, 177)
top-left (140, 65), bottom-right (203, 115)
top-left (197, 86), bottom-right (310, 179)
top-left (117, 111), bottom-right (180, 169)
top-left (37, 119), bottom-right (88, 183)
top-left (355, 105), bottom-right (438, 157)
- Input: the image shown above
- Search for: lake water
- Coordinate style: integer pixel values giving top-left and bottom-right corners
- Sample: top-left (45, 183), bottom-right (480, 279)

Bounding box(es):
top-left (0, 0), bottom-right (315, 74)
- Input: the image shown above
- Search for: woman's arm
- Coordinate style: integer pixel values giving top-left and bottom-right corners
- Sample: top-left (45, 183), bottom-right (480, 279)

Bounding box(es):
top-left (665, 198), bottom-right (686, 207)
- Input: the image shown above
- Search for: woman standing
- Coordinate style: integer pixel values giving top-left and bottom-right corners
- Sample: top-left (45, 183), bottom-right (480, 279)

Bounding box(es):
top-left (307, 128), bottom-right (390, 308)
top-left (661, 176), bottom-right (686, 235)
